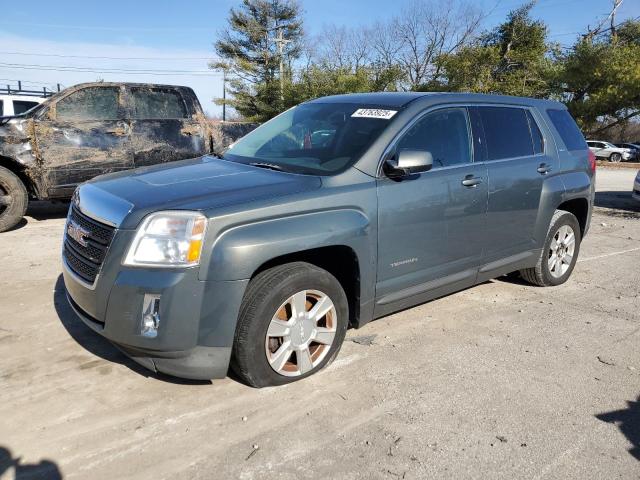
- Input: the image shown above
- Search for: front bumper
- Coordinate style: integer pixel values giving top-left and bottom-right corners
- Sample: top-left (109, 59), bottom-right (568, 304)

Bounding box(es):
top-left (63, 255), bottom-right (249, 380)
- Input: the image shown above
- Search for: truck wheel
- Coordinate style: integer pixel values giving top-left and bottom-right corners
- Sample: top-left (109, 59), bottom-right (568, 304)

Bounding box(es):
top-left (232, 262), bottom-right (349, 388)
top-left (0, 166), bottom-right (28, 233)
top-left (609, 153), bottom-right (622, 163)
top-left (520, 210), bottom-right (581, 287)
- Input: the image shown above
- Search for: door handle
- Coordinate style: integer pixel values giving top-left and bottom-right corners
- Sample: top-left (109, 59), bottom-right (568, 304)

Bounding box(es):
top-left (106, 121), bottom-right (129, 136)
top-left (537, 163), bottom-right (551, 174)
top-left (461, 175), bottom-right (483, 187)
top-left (106, 127), bottom-right (127, 136)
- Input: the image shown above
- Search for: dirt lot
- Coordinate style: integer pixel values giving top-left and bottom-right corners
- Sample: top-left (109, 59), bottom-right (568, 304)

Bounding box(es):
top-left (1, 168), bottom-right (638, 480)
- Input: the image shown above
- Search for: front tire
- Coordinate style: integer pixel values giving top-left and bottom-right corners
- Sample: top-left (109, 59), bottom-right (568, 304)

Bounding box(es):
top-left (609, 152), bottom-right (622, 163)
top-left (0, 166), bottom-right (28, 233)
top-left (231, 262), bottom-right (349, 388)
top-left (520, 210), bottom-right (581, 287)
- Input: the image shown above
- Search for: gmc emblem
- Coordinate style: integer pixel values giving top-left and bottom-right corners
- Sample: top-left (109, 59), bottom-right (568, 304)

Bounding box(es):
top-left (67, 220), bottom-right (90, 247)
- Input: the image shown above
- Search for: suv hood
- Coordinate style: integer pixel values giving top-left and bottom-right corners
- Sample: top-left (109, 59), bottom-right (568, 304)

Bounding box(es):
top-left (84, 155), bottom-right (322, 228)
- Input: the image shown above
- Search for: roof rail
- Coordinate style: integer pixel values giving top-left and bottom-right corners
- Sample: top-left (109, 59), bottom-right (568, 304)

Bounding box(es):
top-left (0, 81), bottom-right (61, 98)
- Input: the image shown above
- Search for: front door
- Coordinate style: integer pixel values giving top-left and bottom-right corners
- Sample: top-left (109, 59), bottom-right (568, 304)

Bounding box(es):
top-left (472, 106), bottom-right (557, 261)
top-left (376, 107), bottom-right (488, 311)
top-left (127, 86), bottom-right (207, 168)
top-left (35, 85), bottom-right (133, 198)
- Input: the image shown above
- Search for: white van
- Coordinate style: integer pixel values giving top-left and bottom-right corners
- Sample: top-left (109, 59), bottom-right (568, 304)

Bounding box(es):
top-left (0, 94), bottom-right (45, 116)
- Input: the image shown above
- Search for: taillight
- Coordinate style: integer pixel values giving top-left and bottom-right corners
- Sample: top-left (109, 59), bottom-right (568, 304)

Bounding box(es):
top-left (588, 150), bottom-right (596, 173)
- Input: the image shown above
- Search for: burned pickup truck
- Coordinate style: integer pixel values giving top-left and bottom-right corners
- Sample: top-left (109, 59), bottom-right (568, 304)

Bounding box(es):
top-left (0, 82), bottom-right (254, 232)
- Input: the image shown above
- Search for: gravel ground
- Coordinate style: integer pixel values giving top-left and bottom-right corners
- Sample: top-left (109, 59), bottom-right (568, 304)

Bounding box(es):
top-left (0, 167), bottom-right (638, 480)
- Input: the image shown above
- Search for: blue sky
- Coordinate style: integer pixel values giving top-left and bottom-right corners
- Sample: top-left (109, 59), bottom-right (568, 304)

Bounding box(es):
top-left (1, 0), bottom-right (638, 115)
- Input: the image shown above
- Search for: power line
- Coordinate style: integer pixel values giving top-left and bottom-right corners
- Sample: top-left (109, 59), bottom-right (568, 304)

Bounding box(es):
top-left (0, 62), bottom-right (224, 77)
top-left (0, 50), bottom-right (214, 61)
top-left (0, 21), bottom-right (214, 32)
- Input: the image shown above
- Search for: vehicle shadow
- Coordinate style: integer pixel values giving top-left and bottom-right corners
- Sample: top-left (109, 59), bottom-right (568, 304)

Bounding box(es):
top-left (6, 201), bottom-right (70, 232)
top-left (53, 275), bottom-right (211, 385)
top-left (0, 445), bottom-right (62, 479)
top-left (594, 191), bottom-right (640, 215)
top-left (595, 395), bottom-right (640, 461)
top-left (26, 200), bottom-right (70, 220)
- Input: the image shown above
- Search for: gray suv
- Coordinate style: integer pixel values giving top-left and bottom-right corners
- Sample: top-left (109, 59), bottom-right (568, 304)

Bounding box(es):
top-left (62, 93), bottom-right (595, 387)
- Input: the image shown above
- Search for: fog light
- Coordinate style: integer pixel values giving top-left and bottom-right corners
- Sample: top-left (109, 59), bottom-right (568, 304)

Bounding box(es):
top-left (141, 294), bottom-right (161, 338)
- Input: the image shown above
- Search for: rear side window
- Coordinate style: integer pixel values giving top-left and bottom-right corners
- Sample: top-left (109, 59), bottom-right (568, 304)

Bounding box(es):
top-left (56, 87), bottom-right (120, 121)
top-left (130, 88), bottom-right (188, 120)
top-left (526, 110), bottom-right (544, 154)
top-left (396, 108), bottom-right (471, 168)
top-left (546, 109), bottom-right (587, 151)
top-left (13, 100), bottom-right (39, 115)
top-left (479, 107), bottom-right (534, 160)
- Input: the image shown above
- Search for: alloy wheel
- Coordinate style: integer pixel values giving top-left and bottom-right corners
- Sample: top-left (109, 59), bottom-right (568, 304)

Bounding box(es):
top-left (548, 224), bottom-right (576, 278)
top-left (265, 289), bottom-right (337, 377)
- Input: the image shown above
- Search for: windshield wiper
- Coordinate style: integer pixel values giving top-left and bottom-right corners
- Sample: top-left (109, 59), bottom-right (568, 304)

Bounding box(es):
top-left (249, 162), bottom-right (285, 172)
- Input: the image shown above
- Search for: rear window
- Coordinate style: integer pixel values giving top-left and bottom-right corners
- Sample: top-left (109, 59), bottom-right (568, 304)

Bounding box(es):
top-left (547, 109), bottom-right (587, 151)
top-left (130, 88), bottom-right (188, 120)
top-left (13, 100), bottom-right (39, 115)
top-left (479, 107), bottom-right (534, 160)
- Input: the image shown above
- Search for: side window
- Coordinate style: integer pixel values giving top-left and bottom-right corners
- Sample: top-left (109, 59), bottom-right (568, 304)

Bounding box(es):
top-left (0, 100), bottom-right (3, 116)
top-left (479, 107), bottom-right (534, 160)
top-left (130, 88), bottom-right (188, 120)
top-left (13, 100), bottom-right (39, 115)
top-left (546, 109), bottom-right (587, 151)
top-left (526, 110), bottom-right (544, 154)
top-left (56, 87), bottom-right (120, 121)
top-left (396, 108), bottom-right (471, 168)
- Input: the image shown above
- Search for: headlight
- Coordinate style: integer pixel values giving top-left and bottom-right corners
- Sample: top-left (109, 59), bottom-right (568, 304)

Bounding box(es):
top-left (123, 211), bottom-right (208, 267)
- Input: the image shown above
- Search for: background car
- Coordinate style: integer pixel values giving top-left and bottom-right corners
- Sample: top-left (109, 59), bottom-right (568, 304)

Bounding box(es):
top-left (0, 82), bottom-right (257, 232)
top-left (0, 94), bottom-right (45, 117)
top-left (614, 142), bottom-right (640, 160)
top-left (586, 140), bottom-right (633, 162)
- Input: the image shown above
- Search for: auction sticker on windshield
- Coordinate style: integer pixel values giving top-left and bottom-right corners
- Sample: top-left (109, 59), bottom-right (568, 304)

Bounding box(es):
top-left (351, 109), bottom-right (397, 120)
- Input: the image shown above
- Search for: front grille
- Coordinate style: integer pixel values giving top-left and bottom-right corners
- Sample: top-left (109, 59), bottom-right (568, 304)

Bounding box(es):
top-left (63, 205), bottom-right (116, 284)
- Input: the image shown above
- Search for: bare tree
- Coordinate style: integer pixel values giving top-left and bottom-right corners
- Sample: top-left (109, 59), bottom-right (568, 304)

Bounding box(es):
top-left (300, 0), bottom-right (483, 90)
top-left (392, 0), bottom-right (484, 89)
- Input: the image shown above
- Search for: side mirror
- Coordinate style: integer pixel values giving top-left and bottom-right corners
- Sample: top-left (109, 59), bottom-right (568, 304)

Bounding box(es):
top-left (384, 149), bottom-right (433, 178)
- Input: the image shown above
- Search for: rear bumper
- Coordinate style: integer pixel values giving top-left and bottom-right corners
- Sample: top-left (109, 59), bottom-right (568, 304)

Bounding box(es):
top-left (63, 257), bottom-right (249, 380)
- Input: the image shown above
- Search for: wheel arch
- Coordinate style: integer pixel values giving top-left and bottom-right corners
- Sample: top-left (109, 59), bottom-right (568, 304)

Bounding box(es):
top-left (251, 246), bottom-right (361, 328)
top-left (0, 155), bottom-right (38, 198)
top-left (557, 197), bottom-right (589, 237)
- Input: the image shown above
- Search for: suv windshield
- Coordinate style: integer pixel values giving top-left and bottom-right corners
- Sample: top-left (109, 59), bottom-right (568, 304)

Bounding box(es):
top-left (225, 103), bottom-right (398, 175)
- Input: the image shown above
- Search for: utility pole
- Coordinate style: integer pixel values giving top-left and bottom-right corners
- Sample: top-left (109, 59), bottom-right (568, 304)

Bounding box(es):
top-left (273, 26), bottom-right (291, 102)
top-left (610, 0), bottom-right (623, 41)
top-left (222, 68), bottom-right (227, 122)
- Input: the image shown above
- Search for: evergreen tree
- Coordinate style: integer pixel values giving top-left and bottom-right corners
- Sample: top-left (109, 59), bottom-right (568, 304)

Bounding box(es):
top-left (429, 2), bottom-right (557, 98)
top-left (213, 0), bottom-right (303, 121)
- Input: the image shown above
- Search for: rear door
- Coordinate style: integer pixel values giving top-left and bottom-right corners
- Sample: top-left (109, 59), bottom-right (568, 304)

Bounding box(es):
top-left (127, 86), bottom-right (208, 168)
top-left (35, 85), bottom-right (133, 198)
top-left (473, 105), bottom-right (557, 262)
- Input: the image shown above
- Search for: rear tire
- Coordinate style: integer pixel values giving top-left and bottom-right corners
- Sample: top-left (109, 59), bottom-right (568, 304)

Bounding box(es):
top-left (609, 152), bottom-right (622, 163)
top-left (520, 210), bottom-right (581, 287)
top-left (231, 262), bottom-right (349, 388)
top-left (0, 166), bottom-right (28, 233)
